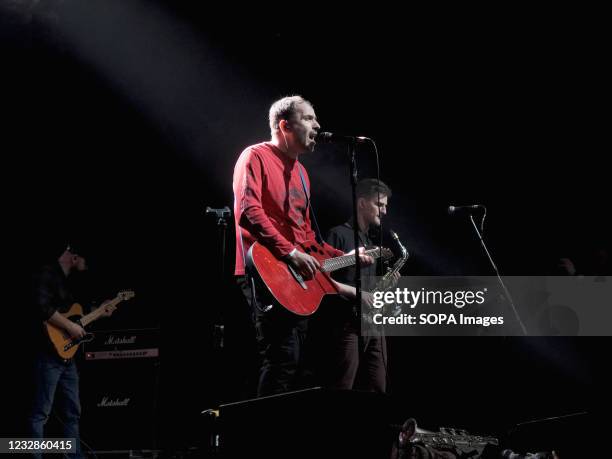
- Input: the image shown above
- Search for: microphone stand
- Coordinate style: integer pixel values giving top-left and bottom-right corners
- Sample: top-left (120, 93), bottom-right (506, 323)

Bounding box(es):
top-left (205, 206), bottom-right (232, 348)
top-left (348, 142), bottom-right (362, 316)
top-left (202, 205), bottom-right (231, 438)
top-left (468, 214), bottom-right (527, 335)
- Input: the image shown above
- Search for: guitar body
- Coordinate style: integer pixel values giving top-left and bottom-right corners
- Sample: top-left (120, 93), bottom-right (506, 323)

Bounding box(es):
top-left (44, 303), bottom-right (91, 360)
top-left (43, 290), bottom-right (134, 360)
top-left (247, 240), bottom-right (340, 316)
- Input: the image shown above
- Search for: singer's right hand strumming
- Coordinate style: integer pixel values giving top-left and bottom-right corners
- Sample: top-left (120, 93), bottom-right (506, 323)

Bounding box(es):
top-left (286, 250), bottom-right (321, 280)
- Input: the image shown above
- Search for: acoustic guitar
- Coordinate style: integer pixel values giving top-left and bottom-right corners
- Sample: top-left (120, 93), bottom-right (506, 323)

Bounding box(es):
top-left (247, 239), bottom-right (391, 315)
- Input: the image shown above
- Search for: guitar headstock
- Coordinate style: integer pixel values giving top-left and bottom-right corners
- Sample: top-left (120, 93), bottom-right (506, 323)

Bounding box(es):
top-left (117, 290), bottom-right (135, 301)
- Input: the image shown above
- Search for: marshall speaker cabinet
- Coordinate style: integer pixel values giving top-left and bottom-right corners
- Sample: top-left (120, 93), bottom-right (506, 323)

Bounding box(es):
top-left (80, 328), bottom-right (160, 452)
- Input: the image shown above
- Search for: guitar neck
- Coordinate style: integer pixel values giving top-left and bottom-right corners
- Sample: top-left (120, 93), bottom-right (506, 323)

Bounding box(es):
top-left (321, 248), bottom-right (384, 273)
top-left (79, 297), bottom-right (121, 328)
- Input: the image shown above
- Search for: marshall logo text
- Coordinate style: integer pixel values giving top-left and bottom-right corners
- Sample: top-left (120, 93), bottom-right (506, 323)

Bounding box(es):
top-left (104, 336), bottom-right (137, 346)
top-left (97, 397), bottom-right (131, 407)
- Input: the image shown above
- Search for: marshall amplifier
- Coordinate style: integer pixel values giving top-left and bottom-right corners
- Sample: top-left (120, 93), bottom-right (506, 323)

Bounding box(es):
top-left (80, 328), bottom-right (160, 452)
top-left (83, 327), bottom-right (160, 360)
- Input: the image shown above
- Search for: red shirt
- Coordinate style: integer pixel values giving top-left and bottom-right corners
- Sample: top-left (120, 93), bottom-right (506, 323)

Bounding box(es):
top-left (233, 142), bottom-right (341, 275)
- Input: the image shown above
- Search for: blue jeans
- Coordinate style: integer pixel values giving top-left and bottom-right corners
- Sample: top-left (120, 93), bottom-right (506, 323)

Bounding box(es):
top-left (27, 351), bottom-right (82, 459)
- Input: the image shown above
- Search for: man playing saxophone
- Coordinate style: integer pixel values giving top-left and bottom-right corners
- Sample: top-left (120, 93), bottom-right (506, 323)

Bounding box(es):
top-left (317, 178), bottom-right (402, 393)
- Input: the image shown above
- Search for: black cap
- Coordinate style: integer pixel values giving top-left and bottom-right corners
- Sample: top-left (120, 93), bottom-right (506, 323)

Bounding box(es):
top-left (64, 238), bottom-right (92, 258)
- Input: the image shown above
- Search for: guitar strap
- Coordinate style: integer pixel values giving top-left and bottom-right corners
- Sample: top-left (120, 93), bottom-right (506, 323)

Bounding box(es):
top-left (298, 163), bottom-right (323, 245)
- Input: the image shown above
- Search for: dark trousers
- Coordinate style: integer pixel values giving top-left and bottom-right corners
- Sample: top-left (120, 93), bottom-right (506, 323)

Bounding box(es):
top-left (237, 276), bottom-right (309, 397)
top-left (324, 320), bottom-right (387, 393)
top-left (27, 350), bottom-right (82, 459)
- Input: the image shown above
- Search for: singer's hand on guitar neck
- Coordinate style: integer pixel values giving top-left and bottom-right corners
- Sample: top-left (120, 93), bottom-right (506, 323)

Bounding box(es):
top-left (346, 247), bottom-right (375, 267)
top-left (286, 250), bottom-right (321, 280)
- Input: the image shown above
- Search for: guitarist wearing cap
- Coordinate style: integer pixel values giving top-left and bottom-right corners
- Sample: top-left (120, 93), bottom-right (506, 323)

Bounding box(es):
top-left (27, 243), bottom-right (115, 459)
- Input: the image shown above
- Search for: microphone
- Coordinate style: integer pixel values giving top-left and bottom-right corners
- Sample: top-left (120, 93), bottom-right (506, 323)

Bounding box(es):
top-left (316, 131), bottom-right (371, 143)
top-left (205, 206), bottom-right (231, 218)
top-left (447, 204), bottom-right (485, 215)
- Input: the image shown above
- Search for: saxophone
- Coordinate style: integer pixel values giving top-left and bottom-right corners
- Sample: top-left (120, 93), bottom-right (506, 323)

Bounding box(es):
top-left (363, 231), bottom-right (409, 325)
top-left (374, 230), bottom-right (409, 292)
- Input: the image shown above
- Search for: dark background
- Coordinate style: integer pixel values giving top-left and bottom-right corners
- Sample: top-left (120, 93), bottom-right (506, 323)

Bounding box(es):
top-left (2, 1), bottom-right (606, 453)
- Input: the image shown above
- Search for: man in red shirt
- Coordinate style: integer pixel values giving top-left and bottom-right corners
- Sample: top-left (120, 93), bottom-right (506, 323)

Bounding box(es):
top-left (233, 95), bottom-right (371, 396)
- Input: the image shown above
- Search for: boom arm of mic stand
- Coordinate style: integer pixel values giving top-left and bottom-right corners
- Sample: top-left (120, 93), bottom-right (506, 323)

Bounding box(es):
top-left (469, 215), bottom-right (527, 335)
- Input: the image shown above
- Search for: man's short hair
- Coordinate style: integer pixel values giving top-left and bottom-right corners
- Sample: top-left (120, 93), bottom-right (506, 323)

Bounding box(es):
top-left (268, 95), bottom-right (312, 135)
top-left (356, 178), bottom-right (392, 200)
